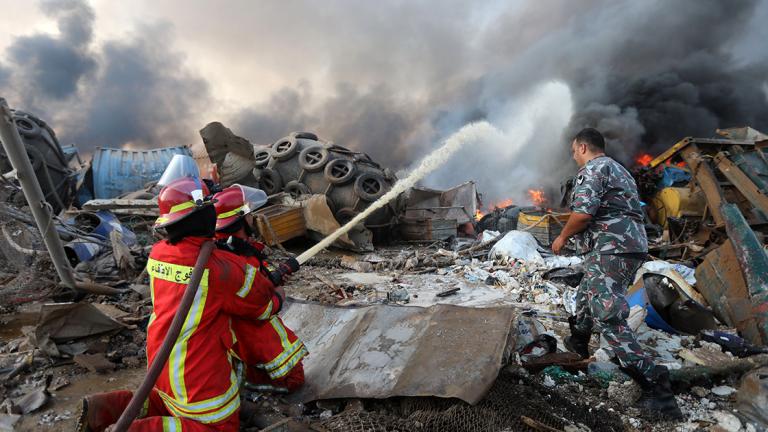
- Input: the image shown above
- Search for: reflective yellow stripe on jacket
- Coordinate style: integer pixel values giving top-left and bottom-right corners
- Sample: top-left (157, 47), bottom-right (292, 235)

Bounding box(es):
top-left (157, 371), bottom-right (240, 424)
top-left (161, 417), bottom-right (182, 432)
top-left (262, 316), bottom-right (308, 379)
top-left (147, 258), bottom-right (239, 423)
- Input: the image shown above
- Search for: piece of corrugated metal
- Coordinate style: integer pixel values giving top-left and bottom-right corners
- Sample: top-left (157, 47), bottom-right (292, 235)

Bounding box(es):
top-left (91, 146), bottom-right (192, 199)
top-left (283, 301), bottom-right (516, 404)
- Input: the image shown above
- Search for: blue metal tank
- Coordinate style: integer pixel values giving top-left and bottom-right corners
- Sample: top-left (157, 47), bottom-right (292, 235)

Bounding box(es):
top-left (91, 146), bottom-right (193, 199)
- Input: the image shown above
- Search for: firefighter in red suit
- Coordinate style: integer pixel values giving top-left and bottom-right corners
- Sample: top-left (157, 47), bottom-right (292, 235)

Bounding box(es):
top-left (212, 184), bottom-right (307, 393)
top-left (79, 176), bottom-right (293, 432)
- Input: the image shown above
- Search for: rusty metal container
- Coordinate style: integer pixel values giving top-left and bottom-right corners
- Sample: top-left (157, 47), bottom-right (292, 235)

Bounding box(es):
top-left (254, 205), bottom-right (307, 246)
top-left (399, 217), bottom-right (457, 241)
top-left (517, 208), bottom-right (570, 246)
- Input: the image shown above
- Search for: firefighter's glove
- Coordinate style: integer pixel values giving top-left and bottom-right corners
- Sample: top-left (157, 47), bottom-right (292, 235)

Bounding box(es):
top-left (264, 257), bottom-right (300, 287)
top-left (279, 257), bottom-right (300, 275)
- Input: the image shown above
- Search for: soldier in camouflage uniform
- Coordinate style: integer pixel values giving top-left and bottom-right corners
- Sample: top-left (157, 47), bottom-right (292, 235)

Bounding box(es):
top-left (552, 128), bottom-right (681, 419)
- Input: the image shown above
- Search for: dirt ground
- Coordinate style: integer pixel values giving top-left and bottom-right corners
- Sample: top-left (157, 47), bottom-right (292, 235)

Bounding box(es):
top-left (1, 243), bottom-right (765, 431)
top-left (15, 366), bottom-right (144, 431)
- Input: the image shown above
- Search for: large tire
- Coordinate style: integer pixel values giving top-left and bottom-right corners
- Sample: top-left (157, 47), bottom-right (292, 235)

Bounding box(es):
top-left (293, 131), bottom-right (318, 140)
top-left (354, 172), bottom-right (386, 202)
top-left (298, 146), bottom-right (330, 172)
top-left (335, 207), bottom-right (359, 225)
top-left (253, 148), bottom-right (272, 168)
top-left (258, 168), bottom-right (283, 195)
top-left (284, 180), bottom-right (311, 198)
top-left (324, 159), bottom-right (356, 185)
top-left (14, 116), bottom-right (41, 139)
top-left (271, 136), bottom-right (299, 161)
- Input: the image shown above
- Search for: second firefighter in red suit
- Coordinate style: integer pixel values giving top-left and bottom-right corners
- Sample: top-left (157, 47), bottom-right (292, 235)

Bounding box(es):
top-left (213, 184), bottom-right (307, 392)
top-left (79, 171), bottom-right (288, 431)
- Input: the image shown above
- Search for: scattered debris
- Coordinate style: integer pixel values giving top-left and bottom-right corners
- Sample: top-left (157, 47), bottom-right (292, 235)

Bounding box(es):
top-left (1, 115), bottom-right (767, 431)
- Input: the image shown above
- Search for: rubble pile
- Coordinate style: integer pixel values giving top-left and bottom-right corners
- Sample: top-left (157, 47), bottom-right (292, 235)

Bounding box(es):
top-left (1, 112), bottom-right (768, 432)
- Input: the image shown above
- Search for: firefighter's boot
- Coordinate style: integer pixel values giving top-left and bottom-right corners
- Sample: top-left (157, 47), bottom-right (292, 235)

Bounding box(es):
top-left (564, 316), bottom-right (591, 359)
top-left (77, 390), bottom-right (133, 432)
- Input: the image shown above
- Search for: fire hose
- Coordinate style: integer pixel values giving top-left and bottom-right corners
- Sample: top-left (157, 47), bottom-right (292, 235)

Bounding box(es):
top-left (108, 240), bottom-right (215, 432)
top-left (108, 121), bottom-right (490, 429)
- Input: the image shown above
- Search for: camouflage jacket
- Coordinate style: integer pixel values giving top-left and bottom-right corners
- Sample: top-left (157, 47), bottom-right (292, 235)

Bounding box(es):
top-left (570, 155), bottom-right (648, 254)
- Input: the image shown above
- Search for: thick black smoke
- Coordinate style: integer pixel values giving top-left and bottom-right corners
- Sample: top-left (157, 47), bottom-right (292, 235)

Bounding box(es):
top-left (0, 0), bottom-right (209, 152)
top-left (3, 0), bottom-right (95, 110)
top-left (228, 0), bottom-right (768, 202)
top-left (562, 1), bottom-right (768, 162)
top-left (233, 82), bottom-right (426, 168)
top-left (69, 24), bottom-right (210, 150)
top-left (1, 0), bottom-right (767, 203)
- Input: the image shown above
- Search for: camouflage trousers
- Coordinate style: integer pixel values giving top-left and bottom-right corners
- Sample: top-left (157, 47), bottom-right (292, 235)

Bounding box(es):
top-left (573, 251), bottom-right (656, 378)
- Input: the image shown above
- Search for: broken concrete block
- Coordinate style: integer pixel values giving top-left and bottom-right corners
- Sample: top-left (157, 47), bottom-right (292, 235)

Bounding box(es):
top-left (13, 388), bottom-right (48, 414)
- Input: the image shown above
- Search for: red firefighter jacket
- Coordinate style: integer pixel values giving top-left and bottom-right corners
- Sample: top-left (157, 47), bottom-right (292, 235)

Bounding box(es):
top-left (146, 236), bottom-right (278, 424)
top-left (214, 234), bottom-right (307, 380)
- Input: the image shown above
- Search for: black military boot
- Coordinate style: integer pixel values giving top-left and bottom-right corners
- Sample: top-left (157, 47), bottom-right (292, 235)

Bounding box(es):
top-left (564, 316), bottom-right (591, 359)
top-left (624, 365), bottom-right (683, 420)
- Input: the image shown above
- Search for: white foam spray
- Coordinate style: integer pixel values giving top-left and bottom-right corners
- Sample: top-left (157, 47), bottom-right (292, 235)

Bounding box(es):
top-left (297, 121), bottom-right (499, 263)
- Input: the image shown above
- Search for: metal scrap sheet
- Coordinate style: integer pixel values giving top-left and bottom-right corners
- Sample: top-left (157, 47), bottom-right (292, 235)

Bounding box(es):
top-left (282, 301), bottom-right (516, 404)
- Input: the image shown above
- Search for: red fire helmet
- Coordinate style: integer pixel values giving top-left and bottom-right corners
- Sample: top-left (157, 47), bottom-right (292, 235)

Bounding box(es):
top-left (213, 184), bottom-right (268, 231)
top-left (154, 177), bottom-right (211, 229)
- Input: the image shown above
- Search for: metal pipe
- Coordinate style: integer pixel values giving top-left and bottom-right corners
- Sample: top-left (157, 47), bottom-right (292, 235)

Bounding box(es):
top-left (109, 240), bottom-right (214, 432)
top-left (0, 98), bottom-right (77, 290)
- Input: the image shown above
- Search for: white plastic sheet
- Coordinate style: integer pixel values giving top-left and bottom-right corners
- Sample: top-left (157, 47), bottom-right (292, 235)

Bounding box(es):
top-left (488, 230), bottom-right (544, 264)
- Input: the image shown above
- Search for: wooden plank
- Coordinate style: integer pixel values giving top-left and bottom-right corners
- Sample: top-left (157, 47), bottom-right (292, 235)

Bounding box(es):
top-left (680, 144), bottom-right (726, 227)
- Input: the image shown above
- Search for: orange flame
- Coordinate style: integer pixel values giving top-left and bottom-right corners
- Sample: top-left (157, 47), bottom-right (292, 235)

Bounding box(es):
top-left (474, 198), bottom-right (515, 220)
top-left (493, 198), bottom-right (514, 209)
top-left (636, 153), bottom-right (653, 166)
top-left (528, 189), bottom-right (546, 207)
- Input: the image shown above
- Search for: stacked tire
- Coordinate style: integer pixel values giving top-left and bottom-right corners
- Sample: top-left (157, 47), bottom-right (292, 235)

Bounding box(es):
top-left (252, 132), bottom-right (400, 230)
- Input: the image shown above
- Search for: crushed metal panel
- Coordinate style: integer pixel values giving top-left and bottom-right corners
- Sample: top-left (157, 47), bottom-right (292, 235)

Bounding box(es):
top-left (716, 126), bottom-right (768, 142)
top-left (649, 136), bottom-right (755, 168)
top-left (405, 181), bottom-right (478, 224)
top-left (695, 241), bottom-right (763, 344)
top-left (722, 203), bottom-right (768, 344)
top-left (714, 152), bottom-right (768, 215)
top-left (399, 217), bottom-right (457, 241)
top-left (282, 301), bottom-right (516, 404)
top-left (728, 149), bottom-right (768, 194)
